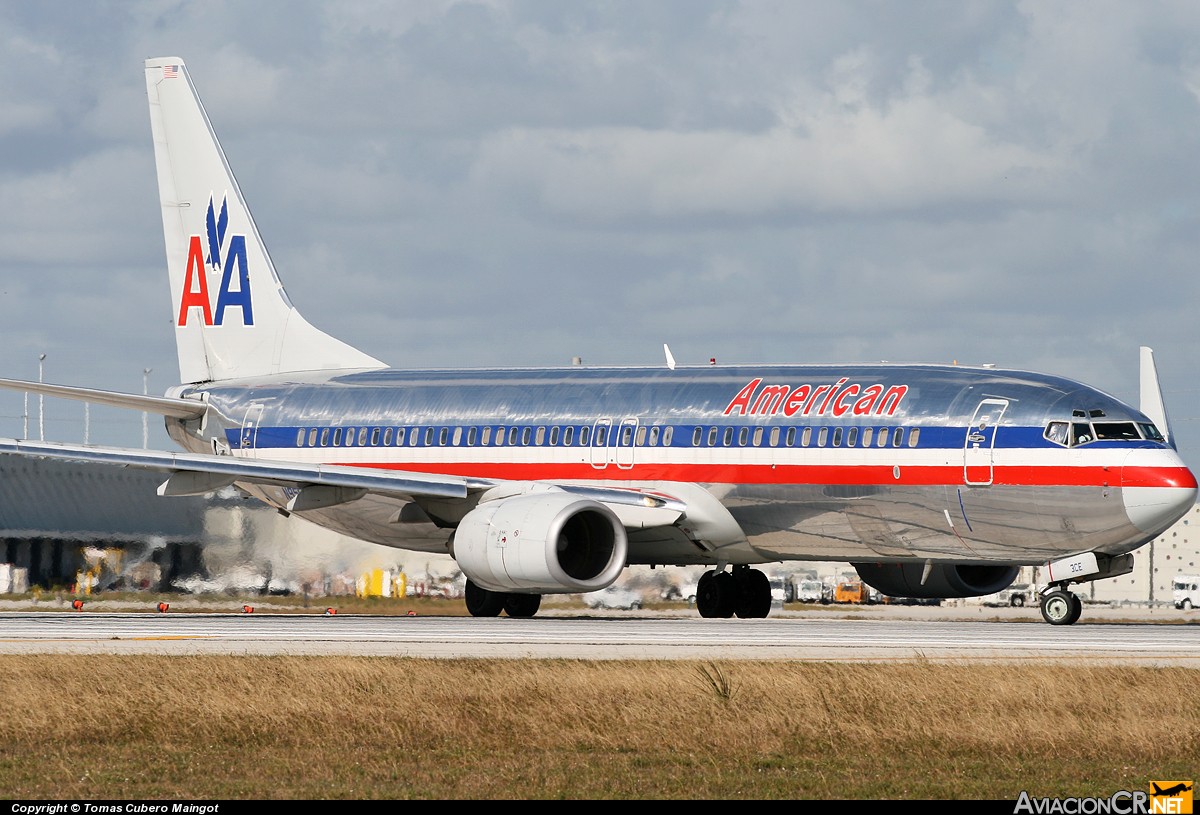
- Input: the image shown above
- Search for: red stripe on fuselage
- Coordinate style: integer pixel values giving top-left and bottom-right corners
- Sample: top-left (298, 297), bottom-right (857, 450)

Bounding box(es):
top-left (315, 460), bottom-right (1196, 489)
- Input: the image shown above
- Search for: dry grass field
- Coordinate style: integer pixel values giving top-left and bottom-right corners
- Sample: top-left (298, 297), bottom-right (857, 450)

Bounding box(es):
top-left (0, 654), bottom-right (1195, 800)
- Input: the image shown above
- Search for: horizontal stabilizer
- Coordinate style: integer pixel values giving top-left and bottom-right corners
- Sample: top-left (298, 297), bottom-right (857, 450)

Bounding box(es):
top-left (0, 377), bottom-right (207, 420)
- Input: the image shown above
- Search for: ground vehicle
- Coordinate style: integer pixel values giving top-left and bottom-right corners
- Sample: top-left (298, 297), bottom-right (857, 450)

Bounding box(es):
top-left (981, 583), bottom-right (1035, 607)
top-left (583, 586), bottom-right (644, 610)
top-left (793, 578), bottom-right (827, 604)
top-left (834, 580), bottom-right (875, 604)
top-left (1172, 575), bottom-right (1199, 610)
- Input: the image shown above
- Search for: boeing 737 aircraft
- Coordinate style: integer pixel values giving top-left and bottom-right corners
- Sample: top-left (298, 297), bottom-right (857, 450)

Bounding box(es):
top-left (0, 57), bottom-right (1195, 625)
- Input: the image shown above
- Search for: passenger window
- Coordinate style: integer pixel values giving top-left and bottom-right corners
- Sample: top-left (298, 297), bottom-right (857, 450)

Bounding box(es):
top-left (370, 427), bottom-right (381, 446)
top-left (692, 427), bottom-right (703, 447)
top-left (549, 426), bottom-right (560, 446)
top-left (769, 427), bottom-right (780, 447)
top-left (333, 428), bottom-right (343, 446)
top-left (467, 427), bottom-right (477, 446)
top-left (423, 427), bottom-right (433, 446)
top-left (832, 427), bottom-right (843, 447)
top-left (595, 426), bottom-right (607, 446)
top-left (359, 428), bottom-right (369, 446)
top-left (320, 428), bottom-right (329, 447)
top-left (738, 427), bottom-right (748, 446)
top-left (801, 427), bottom-right (812, 447)
top-left (296, 429), bottom-right (306, 447)
top-left (635, 426), bottom-right (647, 446)
top-left (907, 427), bottom-right (920, 447)
top-left (648, 427), bottom-right (660, 446)
top-left (662, 427), bottom-right (673, 446)
top-left (752, 427), bottom-right (763, 447)
top-left (495, 427), bottom-right (505, 446)
top-left (565, 426), bottom-right (575, 445)
top-left (817, 427), bottom-right (828, 447)
top-left (861, 427), bottom-right (872, 447)
top-left (847, 427), bottom-right (858, 447)
top-left (877, 428), bottom-right (888, 448)
top-left (396, 428), bottom-right (406, 446)
top-left (345, 428), bottom-right (356, 447)
top-left (521, 427), bottom-right (532, 445)
top-left (708, 427), bottom-right (718, 447)
top-left (891, 428), bottom-right (904, 447)
top-left (785, 427), bottom-right (796, 447)
top-left (534, 427), bottom-right (545, 446)
top-left (453, 427), bottom-right (463, 445)
top-left (481, 427), bottom-right (492, 445)
top-left (409, 428), bottom-right (419, 446)
top-left (509, 428), bottom-right (520, 446)
top-left (383, 427), bottom-right (393, 446)
top-left (723, 427), bottom-right (733, 447)
top-left (621, 426), bottom-right (634, 446)
top-left (579, 426), bottom-right (589, 446)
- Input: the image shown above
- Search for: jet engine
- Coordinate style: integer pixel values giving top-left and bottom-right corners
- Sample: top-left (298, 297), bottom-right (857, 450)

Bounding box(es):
top-left (451, 490), bottom-right (627, 594)
top-left (852, 561), bottom-right (1019, 599)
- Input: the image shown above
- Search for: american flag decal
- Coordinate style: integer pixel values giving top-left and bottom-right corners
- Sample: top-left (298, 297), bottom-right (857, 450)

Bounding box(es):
top-left (163, 65), bottom-right (179, 79)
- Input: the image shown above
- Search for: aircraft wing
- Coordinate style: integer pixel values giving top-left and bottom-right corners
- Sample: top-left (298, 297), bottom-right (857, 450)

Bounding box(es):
top-left (0, 438), bottom-right (686, 524)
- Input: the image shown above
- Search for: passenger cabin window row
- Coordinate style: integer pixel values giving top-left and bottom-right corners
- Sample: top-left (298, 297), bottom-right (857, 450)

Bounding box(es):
top-left (289, 423), bottom-right (922, 449)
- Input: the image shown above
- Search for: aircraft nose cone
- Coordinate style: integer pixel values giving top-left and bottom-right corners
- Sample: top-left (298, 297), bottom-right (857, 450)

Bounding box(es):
top-left (1121, 449), bottom-right (1198, 534)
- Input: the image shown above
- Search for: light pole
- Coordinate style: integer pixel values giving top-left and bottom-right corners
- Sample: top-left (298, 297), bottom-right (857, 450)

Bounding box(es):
top-left (38, 353), bottom-right (45, 441)
top-left (143, 368), bottom-right (152, 448)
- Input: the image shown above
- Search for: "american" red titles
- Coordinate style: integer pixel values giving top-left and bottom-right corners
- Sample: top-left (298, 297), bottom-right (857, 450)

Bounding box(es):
top-left (723, 377), bottom-right (909, 417)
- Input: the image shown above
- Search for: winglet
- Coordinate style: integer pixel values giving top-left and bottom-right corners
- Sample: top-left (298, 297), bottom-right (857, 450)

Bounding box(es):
top-left (1139, 346), bottom-right (1174, 448)
top-left (664, 344), bottom-right (676, 370)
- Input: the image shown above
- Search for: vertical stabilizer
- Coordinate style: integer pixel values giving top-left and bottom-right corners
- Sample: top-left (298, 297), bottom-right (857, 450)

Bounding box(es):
top-left (144, 57), bottom-right (384, 384)
top-left (1140, 346), bottom-right (1174, 448)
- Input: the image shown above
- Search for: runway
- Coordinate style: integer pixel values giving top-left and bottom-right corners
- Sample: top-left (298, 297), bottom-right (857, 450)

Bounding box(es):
top-left (1, 611), bottom-right (1197, 664)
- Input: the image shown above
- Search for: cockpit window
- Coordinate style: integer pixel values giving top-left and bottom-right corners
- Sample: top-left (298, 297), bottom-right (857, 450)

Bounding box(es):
top-left (1139, 423), bottom-right (1165, 442)
top-left (1045, 422), bottom-right (1069, 446)
top-left (1093, 422), bottom-right (1141, 441)
top-left (1071, 423), bottom-right (1093, 446)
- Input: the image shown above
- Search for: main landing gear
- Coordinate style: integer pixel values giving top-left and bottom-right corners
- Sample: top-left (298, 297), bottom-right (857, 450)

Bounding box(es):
top-left (1039, 586), bottom-right (1083, 626)
top-left (695, 565), bottom-right (773, 618)
top-left (465, 579), bottom-right (542, 618)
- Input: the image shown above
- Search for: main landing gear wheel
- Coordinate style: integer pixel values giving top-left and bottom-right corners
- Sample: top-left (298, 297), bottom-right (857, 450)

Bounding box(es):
top-left (503, 593), bottom-right (542, 618)
top-left (465, 580), bottom-right (505, 617)
top-left (696, 570), bottom-right (737, 618)
top-left (734, 567), bottom-right (772, 619)
top-left (696, 567), bottom-right (774, 619)
top-left (1040, 589), bottom-right (1083, 626)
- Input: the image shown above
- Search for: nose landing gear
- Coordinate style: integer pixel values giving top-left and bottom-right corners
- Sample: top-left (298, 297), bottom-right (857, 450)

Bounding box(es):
top-left (1039, 587), bottom-right (1082, 626)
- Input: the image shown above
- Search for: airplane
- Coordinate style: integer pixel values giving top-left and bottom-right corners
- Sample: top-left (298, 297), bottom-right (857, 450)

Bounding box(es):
top-left (0, 55), bottom-right (1194, 625)
top-left (1152, 783), bottom-right (1193, 797)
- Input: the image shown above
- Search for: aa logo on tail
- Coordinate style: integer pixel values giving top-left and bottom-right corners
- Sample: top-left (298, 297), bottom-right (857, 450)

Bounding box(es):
top-left (178, 194), bottom-right (254, 326)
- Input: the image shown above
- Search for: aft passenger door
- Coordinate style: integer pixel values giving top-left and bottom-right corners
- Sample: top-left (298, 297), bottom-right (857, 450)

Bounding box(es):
top-left (240, 404), bottom-right (264, 459)
top-left (963, 398), bottom-right (1008, 486)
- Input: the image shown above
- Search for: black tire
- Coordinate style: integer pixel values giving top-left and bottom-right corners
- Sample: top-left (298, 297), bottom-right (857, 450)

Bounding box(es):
top-left (1040, 589), bottom-right (1081, 626)
top-left (696, 570), bottom-right (737, 618)
top-left (734, 568), bottom-right (772, 619)
top-left (464, 579), bottom-right (505, 617)
top-left (503, 593), bottom-right (541, 618)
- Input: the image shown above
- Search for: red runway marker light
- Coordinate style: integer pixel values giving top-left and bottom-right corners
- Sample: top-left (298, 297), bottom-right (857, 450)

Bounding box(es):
top-left (325, 607), bottom-right (337, 615)
top-left (407, 610), bottom-right (417, 616)
top-left (242, 605), bottom-right (254, 614)
top-left (157, 602), bottom-right (169, 613)
top-left (71, 599), bottom-right (84, 610)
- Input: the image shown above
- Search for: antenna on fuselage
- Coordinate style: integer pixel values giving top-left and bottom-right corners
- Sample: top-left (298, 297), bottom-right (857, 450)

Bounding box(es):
top-left (1140, 346), bottom-right (1175, 448)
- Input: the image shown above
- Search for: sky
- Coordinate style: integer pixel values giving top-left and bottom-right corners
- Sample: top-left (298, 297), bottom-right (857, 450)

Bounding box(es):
top-left (3, 0), bottom-right (1200, 461)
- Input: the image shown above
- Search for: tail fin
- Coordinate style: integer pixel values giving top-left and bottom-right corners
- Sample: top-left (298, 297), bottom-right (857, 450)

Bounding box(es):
top-left (144, 57), bottom-right (384, 384)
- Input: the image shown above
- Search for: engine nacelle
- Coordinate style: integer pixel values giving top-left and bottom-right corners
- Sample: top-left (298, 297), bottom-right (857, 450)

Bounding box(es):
top-left (451, 490), bottom-right (627, 594)
top-left (852, 562), bottom-right (1019, 599)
